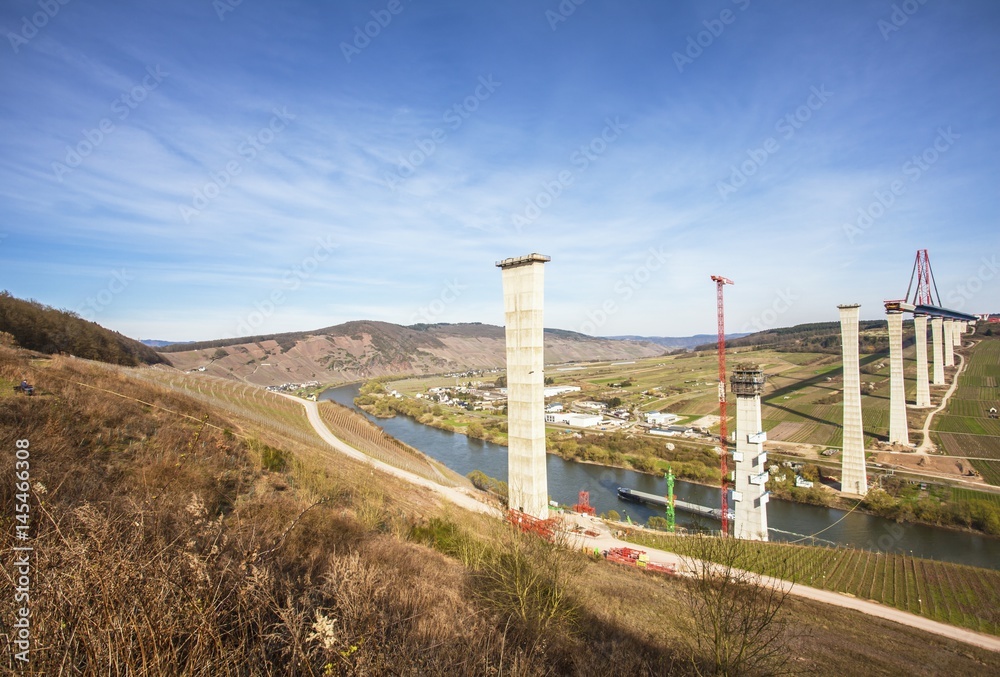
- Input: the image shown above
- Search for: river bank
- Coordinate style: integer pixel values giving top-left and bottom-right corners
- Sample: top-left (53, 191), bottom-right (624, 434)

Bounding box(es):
top-left (351, 386), bottom-right (1000, 538)
top-left (321, 382), bottom-right (1000, 567)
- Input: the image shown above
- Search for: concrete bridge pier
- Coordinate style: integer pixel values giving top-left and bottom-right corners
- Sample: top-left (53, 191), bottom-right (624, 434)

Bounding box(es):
top-left (887, 310), bottom-right (910, 446)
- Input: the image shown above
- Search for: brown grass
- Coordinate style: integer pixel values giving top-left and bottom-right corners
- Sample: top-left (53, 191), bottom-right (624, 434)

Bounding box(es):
top-left (1, 347), bottom-right (998, 675)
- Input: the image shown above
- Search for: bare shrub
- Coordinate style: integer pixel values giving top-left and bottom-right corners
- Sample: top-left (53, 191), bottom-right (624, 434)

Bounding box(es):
top-left (680, 535), bottom-right (795, 677)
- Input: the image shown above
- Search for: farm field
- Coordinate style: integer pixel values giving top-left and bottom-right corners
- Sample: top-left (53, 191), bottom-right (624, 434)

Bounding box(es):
top-left (629, 532), bottom-right (1000, 636)
top-left (932, 335), bottom-right (1000, 485)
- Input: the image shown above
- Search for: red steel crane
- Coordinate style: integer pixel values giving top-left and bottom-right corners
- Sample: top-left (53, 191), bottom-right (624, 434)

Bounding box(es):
top-left (711, 275), bottom-right (734, 536)
top-left (904, 248), bottom-right (941, 306)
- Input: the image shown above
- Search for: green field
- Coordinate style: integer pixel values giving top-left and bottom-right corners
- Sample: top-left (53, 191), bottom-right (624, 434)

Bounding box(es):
top-left (932, 336), bottom-right (1000, 484)
top-left (629, 532), bottom-right (1000, 636)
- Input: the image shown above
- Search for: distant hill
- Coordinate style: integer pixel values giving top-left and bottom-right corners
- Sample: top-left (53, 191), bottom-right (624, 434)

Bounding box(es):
top-left (141, 339), bottom-right (188, 348)
top-left (608, 333), bottom-right (749, 350)
top-left (0, 291), bottom-right (168, 366)
top-left (693, 320), bottom-right (890, 354)
top-left (160, 321), bottom-right (665, 386)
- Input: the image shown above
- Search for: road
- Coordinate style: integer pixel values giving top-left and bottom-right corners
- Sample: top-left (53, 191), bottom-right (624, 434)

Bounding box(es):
top-left (917, 351), bottom-right (965, 453)
top-left (282, 393), bottom-right (1000, 654)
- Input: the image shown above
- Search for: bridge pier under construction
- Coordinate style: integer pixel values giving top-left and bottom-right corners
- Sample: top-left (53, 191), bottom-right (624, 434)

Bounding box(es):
top-left (839, 304), bottom-right (868, 495)
top-left (497, 253), bottom-right (551, 519)
top-left (731, 364), bottom-right (769, 541)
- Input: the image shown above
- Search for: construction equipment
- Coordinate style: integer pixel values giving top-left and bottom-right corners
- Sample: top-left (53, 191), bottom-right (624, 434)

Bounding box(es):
top-left (711, 275), bottom-right (734, 536)
top-left (605, 547), bottom-right (678, 575)
top-left (664, 466), bottom-right (676, 532)
top-left (507, 509), bottom-right (558, 542)
top-left (572, 489), bottom-right (596, 516)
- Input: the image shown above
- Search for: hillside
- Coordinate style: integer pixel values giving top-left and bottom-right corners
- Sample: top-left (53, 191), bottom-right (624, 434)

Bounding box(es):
top-left (609, 333), bottom-right (749, 350)
top-left (0, 291), bottom-right (167, 366)
top-left (2, 346), bottom-right (997, 675)
top-left (160, 321), bottom-right (666, 386)
top-left (694, 319), bottom-right (890, 353)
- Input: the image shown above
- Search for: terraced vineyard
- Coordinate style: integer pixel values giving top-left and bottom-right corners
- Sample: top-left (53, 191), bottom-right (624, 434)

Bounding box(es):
top-left (96, 365), bottom-right (322, 446)
top-left (629, 533), bottom-right (1000, 635)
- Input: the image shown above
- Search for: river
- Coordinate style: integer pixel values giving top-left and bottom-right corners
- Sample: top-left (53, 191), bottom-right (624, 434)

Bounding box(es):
top-left (322, 384), bottom-right (1000, 570)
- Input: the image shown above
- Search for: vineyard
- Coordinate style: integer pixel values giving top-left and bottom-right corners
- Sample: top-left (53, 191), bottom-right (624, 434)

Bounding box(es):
top-left (113, 366), bottom-right (471, 488)
top-left (104, 366), bottom-right (323, 446)
top-left (628, 533), bottom-right (1000, 636)
top-left (932, 336), bottom-right (1000, 485)
top-left (951, 487), bottom-right (1000, 509)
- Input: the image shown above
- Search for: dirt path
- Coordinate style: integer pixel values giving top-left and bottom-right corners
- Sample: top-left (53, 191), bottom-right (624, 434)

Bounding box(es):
top-left (917, 351), bottom-right (966, 453)
top-left (280, 393), bottom-right (496, 518)
top-left (283, 392), bottom-right (1000, 654)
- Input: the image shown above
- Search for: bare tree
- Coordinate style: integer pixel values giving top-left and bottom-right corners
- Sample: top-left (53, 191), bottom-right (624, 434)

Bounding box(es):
top-left (680, 535), bottom-right (797, 677)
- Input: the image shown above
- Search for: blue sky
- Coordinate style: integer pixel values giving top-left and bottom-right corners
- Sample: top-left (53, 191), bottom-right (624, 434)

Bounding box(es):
top-left (1, 0), bottom-right (998, 341)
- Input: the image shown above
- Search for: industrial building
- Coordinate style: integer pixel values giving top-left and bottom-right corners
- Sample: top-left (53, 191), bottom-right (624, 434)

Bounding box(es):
top-left (544, 412), bottom-right (602, 428)
top-left (645, 412), bottom-right (679, 426)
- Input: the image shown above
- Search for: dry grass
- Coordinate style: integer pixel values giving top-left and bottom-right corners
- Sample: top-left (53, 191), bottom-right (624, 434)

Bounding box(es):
top-left (2, 346), bottom-right (998, 676)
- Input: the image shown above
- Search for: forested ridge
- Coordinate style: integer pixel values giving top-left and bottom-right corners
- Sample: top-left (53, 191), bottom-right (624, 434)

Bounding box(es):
top-left (0, 291), bottom-right (166, 366)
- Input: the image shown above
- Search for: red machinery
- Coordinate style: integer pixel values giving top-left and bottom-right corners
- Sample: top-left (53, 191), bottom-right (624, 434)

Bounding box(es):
top-left (605, 547), bottom-right (677, 575)
top-left (711, 275), bottom-right (734, 536)
top-left (507, 509), bottom-right (558, 542)
top-left (572, 490), bottom-right (596, 516)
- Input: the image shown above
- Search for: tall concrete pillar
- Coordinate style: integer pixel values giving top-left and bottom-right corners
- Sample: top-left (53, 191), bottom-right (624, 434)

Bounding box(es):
top-left (887, 310), bottom-right (910, 445)
top-left (953, 321), bottom-right (964, 347)
top-left (931, 316), bottom-right (944, 385)
top-left (497, 254), bottom-right (550, 519)
top-left (944, 319), bottom-right (955, 367)
top-left (730, 364), bottom-right (768, 541)
top-left (839, 305), bottom-right (868, 495)
top-left (913, 314), bottom-right (931, 408)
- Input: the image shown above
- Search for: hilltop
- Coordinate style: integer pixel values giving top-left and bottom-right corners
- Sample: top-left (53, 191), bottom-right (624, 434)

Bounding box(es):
top-left (159, 321), bottom-right (666, 386)
top-left (0, 291), bottom-right (167, 366)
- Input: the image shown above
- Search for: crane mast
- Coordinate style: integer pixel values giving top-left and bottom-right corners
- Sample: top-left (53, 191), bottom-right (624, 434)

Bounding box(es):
top-left (711, 275), bottom-right (734, 536)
